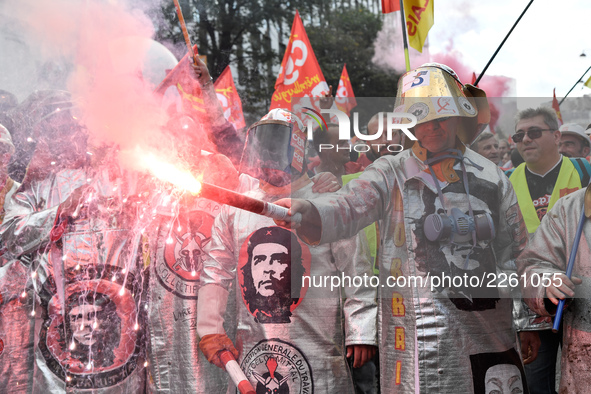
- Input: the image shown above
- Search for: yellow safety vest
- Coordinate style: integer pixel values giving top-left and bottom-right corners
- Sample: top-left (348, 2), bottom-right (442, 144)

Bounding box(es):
top-left (510, 159), bottom-right (581, 234)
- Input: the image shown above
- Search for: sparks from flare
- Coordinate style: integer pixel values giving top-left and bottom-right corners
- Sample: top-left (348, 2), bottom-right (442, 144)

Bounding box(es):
top-left (139, 151), bottom-right (202, 194)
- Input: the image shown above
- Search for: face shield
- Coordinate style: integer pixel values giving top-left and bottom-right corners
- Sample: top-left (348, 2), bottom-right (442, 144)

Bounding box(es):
top-left (240, 119), bottom-right (306, 187)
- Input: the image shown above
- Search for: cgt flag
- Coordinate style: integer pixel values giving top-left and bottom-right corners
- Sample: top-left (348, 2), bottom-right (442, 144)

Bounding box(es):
top-left (154, 45), bottom-right (208, 124)
top-left (214, 66), bottom-right (246, 130)
top-left (271, 11), bottom-right (329, 111)
top-left (403, 0), bottom-right (434, 53)
top-left (335, 64), bottom-right (357, 115)
top-left (552, 88), bottom-right (564, 126)
top-left (381, 0), bottom-right (401, 13)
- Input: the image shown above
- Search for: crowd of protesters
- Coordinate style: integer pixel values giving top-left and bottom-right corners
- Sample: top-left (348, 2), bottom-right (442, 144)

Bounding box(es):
top-left (1, 60), bottom-right (591, 394)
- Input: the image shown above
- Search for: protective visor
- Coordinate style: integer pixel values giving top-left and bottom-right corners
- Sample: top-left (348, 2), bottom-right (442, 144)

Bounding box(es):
top-left (240, 120), bottom-right (306, 187)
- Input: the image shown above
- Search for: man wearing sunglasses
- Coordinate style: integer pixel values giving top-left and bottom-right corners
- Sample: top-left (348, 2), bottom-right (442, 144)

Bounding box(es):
top-left (508, 106), bottom-right (591, 394)
top-left (508, 107), bottom-right (591, 236)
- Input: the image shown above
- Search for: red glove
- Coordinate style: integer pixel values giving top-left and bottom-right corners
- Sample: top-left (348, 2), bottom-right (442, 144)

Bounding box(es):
top-left (199, 333), bottom-right (239, 369)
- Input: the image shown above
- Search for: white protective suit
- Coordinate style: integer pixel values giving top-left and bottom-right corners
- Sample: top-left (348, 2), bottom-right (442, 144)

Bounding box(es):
top-left (198, 174), bottom-right (378, 394)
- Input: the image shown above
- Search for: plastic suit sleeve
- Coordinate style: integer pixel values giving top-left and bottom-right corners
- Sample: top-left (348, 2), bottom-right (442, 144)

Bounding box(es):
top-left (331, 230), bottom-right (378, 347)
top-left (303, 159), bottom-right (395, 245)
top-left (516, 194), bottom-right (572, 318)
top-left (0, 189), bottom-right (59, 257)
top-left (199, 205), bottom-right (237, 291)
top-left (197, 284), bottom-right (230, 337)
top-left (197, 205), bottom-right (239, 340)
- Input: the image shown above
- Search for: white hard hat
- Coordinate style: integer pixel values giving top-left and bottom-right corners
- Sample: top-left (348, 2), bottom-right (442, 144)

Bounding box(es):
top-left (559, 123), bottom-right (590, 147)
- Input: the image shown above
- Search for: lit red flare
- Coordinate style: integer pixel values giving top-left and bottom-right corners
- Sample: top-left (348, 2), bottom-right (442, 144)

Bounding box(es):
top-left (140, 152), bottom-right (202, 194)
top-left (140, 153), bottom-right (299, 223)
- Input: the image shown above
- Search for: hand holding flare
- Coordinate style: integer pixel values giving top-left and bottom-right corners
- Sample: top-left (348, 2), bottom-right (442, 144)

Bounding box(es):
top-left (140, 152), bottom-right (301, 224)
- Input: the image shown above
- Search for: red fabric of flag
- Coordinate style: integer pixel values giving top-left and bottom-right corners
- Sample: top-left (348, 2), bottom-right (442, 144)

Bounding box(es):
top-left (335, 64), bottom-right (357, 115)
top-left (271, 11), bottom-right (328, 111)
top-left (552, 88), bottom-right (564, 126)
top-left (214, 66), bottom-right (246, 130)
top-left (154, 45), bottom-right (208, 125)
top-left (381, 0), bottom-right (401, 13)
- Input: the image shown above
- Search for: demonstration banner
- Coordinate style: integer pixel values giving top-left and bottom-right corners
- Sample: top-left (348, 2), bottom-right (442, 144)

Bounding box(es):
top-left (552, 88), bottom-right (564, 126)
top-left (154, 45), bottom-right (208, 124)
top-left (381, 0), bottom-right (400, 13)
top-left (270, 11), bottom-right (329, 111)
top-left (214, 66), bottom-right (246, 130)
top-left (403, 0), bottom-right (433, 53)
top-left (335, 64), bottom-right (357, 115)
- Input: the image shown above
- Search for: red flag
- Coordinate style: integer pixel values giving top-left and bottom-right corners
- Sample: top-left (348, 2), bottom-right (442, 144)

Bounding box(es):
top-left (552, 88), bottom-right (563, 126)
top-left (214, 66), bottom-right (246, 130)
top-left (154, 45), bottom-right (208, 124)
top-left (471, 72), bottom-right (477, 85)
top-left (381, 0), bottom-right (401, 13)
top-left (335, 64), bottom-right (357, 115)
top-left (271, 11), bottom-right (328, 111)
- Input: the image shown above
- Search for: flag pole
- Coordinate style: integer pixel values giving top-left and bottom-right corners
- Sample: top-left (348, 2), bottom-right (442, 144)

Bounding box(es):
top-left (399, 0), bottom-right (411, 72)
top-left (559, 65), bottom-right (591, 105)
top-left (474, 0), bottom-right (534, 86)
top-left (173, 0), bottom-right (198, 64)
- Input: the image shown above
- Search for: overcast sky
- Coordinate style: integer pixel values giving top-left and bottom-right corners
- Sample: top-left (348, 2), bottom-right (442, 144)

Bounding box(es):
top-left (427, 0), bottom-right (591, 99)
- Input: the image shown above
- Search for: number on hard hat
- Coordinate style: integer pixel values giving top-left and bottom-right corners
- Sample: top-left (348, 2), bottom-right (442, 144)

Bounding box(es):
top-left (394, 63), bottom-right (490, 148)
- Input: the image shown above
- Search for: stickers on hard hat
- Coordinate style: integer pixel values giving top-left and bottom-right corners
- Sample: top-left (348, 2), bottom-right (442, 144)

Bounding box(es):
top-left (290, 128), bottom-right (306, 173)
top-left (392, 105), bottom-right (406, 124)
top-left (408, 102), bottom-right (430, 121)
top-left (402, 70), bottom-right (430, 93)
top-left (432, 97), bottom-right (458, 115)
top-left (458, 97), bottom-right (476, 116)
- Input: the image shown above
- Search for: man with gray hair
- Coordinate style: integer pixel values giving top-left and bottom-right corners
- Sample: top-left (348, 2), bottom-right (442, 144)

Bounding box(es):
top-left (508, 106), bottom-right (591, 394)
top-left (471, 131), bottom-right (500, 164)
top-left (558, 123), bottom-right (590, 158)
top-left (498, 139), bottom-right (511, 165)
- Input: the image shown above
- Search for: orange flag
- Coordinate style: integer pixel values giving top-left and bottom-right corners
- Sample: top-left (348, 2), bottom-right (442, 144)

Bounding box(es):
top-left (154, 45), bottom-right (208, 124)
top-left (271, 11), bottom-right (329, 111)
top-left (214, 66), bottom-right (246, 130)
top-left (552, 88), bottom-right (564, 126)
top-left (335, 64), bottom-right (357, 115)
top-left (382, 0), bottom-right (401, 13)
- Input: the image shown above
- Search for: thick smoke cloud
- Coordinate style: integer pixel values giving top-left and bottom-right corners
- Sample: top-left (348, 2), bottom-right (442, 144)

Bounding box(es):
top-left (0, 0), bottom-right (185, 173)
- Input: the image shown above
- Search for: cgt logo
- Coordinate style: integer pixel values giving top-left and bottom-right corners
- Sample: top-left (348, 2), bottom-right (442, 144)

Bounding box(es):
top-left (302, 107), bottom-right (418, 153)
top-left (283, 40), bottom-right (308, 85)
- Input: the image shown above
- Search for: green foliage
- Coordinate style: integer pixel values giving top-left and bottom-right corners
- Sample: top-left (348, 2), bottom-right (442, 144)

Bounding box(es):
top-left (307, 7), bottom-right (401, 126)
top-left (151, 1), bottom-right (401, 126)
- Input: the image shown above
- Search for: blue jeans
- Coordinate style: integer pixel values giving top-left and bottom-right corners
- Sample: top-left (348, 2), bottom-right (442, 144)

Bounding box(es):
top-left (523, 327), bottom-right (562, 394)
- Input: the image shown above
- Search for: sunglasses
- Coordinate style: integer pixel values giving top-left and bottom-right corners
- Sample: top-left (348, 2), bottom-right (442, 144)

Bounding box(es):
top-left (512, 128), bottom-right (554, 143)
